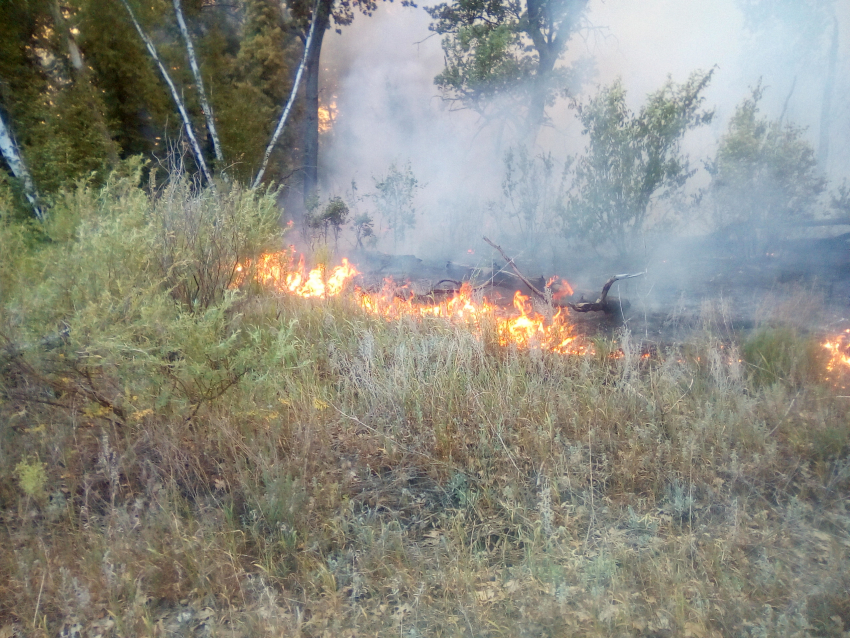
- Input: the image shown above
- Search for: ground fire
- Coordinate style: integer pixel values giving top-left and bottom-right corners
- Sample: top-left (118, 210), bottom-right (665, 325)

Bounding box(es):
top-left (237, 250), bottom-right (587, 354)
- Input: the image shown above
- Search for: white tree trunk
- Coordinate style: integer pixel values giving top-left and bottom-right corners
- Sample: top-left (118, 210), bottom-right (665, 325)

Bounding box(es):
top-left (118, 0), bottom-right (215, 186)
top-left (0, 111), bottom-right (43, 220)
top-left (173, 0), bottom-right (224, 166)
top-left (252, 0), bottom-right (320, 189)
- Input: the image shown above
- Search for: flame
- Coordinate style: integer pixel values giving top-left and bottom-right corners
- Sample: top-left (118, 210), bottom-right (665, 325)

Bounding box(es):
top-left (824, 329), bottom-right (850, 371)
top-left (235, 251), bottom-right (359, 299)
top-left (318, 100), bottom-right (338, 133)
top-left (238, 251), bottom-right (587, 355)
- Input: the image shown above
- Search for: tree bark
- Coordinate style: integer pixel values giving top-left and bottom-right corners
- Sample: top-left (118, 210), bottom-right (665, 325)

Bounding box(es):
top-left (118, 0), bottom-right (215, 186)
top-left (0, 111), bottom-right (43, 220)
top-left (173, 0), bottom-right (225, 167)
top-left (302, 5), bottom-right (329, 206)
top-left (252, 0), bottom-right (320, 189)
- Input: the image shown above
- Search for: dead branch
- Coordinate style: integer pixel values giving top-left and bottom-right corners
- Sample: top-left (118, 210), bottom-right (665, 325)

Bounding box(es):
top-left (482, 237), bottom-right (548, 302)
top-left (567, 272), bottom-right (645, 313)
top-left (483, 236), bottom-right (645, 313)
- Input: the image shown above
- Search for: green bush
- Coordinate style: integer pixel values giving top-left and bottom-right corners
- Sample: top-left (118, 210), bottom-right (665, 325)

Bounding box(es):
top-left (1, 166), bottom-right (288, 425)
top-left (742, 326), bottom-right (826, 387)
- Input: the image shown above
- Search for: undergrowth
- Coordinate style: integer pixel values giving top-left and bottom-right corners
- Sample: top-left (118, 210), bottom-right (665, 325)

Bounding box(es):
top-left (1, 169), bottom-right (849, 637)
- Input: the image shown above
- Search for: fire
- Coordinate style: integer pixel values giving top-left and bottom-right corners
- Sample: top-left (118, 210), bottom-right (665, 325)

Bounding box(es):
top-left (235, 251), bottom-right (358, 299)
top-left (237, 251), bottom-right (587, 355)
top-left (823, 329), bottom-right (850, 371)
top-left (318, 100), bottom-right (338, 133)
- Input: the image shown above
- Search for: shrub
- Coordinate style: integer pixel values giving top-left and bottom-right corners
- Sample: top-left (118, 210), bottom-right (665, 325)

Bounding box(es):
top-left (742, 326), bottom-right (826, 387)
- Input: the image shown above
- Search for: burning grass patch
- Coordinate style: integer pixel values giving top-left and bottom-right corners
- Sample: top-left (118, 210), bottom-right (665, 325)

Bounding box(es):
top-left (1, 176), bottom-right (850, 637)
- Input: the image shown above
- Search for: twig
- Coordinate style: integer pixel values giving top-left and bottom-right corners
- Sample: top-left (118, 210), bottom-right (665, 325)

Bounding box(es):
top-left (33, 566), bottom-right (46, 629)
top-left (482, 236), bottom-right (548, 302)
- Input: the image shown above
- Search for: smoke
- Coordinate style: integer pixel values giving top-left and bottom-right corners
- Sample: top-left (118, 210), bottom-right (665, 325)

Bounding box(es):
top-left (318, 0), bottom-right (849, 263)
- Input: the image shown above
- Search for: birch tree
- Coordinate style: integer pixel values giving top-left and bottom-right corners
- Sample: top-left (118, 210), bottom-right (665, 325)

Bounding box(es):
top-left (118, 0), bottom-right (215, 185)
top-left (0, 111), bottom-right (43, 220)
top-left (252, 0), bottom-right (319, 188)
top-left (172, 0), bottom-right (224, 167)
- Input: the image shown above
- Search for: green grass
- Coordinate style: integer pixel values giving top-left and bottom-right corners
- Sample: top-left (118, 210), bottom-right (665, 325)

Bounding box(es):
top-left (1, 174), bottom-right (849, 637)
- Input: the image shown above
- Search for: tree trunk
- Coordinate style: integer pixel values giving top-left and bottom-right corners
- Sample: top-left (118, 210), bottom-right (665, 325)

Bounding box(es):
top-left (302, 8), bottom-right (328, 207)
top-left (252, 0), bottom-right (320, 189)
top-left (173, 0), bottom-right (225, 167)
top-left (525, 51), bottom-right (556, 144)
top-left (119, 0), bottom-right (215, 186)
top-left (0, 111), bottom-right (43, 220)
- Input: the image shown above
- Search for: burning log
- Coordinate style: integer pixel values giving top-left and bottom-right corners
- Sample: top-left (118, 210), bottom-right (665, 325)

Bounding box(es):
top-left (482, 236), bottom-right (645, 313)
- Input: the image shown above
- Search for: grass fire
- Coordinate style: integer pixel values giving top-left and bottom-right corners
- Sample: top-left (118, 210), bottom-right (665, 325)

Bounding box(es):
top-left (1, 0), bottom-right (850, 634)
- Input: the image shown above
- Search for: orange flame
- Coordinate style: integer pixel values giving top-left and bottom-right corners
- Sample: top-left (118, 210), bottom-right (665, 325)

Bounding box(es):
top-left (238, 251), bottom-right (588, 355)
top-left (824, 329), bottom-right (850, 371)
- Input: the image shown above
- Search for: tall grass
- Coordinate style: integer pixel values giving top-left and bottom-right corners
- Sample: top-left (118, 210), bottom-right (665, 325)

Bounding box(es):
top-left (1, 170), bottom-right (849, 637)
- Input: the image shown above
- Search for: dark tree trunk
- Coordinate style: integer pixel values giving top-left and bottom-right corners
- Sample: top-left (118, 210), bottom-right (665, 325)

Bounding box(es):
top-left (302, 9), bottom-right (328, 207)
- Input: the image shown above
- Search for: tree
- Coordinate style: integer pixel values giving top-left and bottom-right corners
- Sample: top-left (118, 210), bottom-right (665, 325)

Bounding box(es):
top-left (563, 70), bottom-right (714, 257)
top-left (737, 0), bottom-right (840, 169)
top-left (0, 0), bottom-right (120, 195)
top-left (707, 85), bottom-right (825, 252)
top-left (500, 146), bottom-right (570, 253)
top-left (426, 0), bottom-right (590, 143)
top-left (373, 162), bottom-right (419, 248)
top-left (306, 195), bottom-right (349, 246)
top-left (285, 0), bottom-right (415, 208)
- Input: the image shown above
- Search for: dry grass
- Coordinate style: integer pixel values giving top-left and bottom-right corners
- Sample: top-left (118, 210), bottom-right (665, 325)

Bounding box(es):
top-left (1, 176), bottom-right (849, 637)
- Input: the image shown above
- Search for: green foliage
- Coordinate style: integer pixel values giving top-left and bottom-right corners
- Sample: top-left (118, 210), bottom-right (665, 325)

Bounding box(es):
top-left (373, 161), bottom-right (419, 248)
top-left (306, 196), bottom-right (350, 246)
top-left (501, 145), bottom-right (570, 251)
top-left (707, 85), bottom-right (825, 248)
top-left (742, 326), bottom-right (826, 387)
top-left (353, 212), bottom-right (376, 249)
top-left (427, 0), bottom-right (589, 136)
top-left (151, 174), bottom-right (283, 311)
top-left (14, 456), bottom-right (48, 501)
top-left (563, 70), bottom-right (714, 256)
top-left (1, 165), bottom-right (288, 428)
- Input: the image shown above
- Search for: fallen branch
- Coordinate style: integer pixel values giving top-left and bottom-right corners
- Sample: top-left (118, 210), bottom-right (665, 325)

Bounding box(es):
top-left (566, 272), bottom-right (645, 313)
top-left (482, 237), bottom-right (548, 302)
top-left (483, 236), bottom-right (645, 313)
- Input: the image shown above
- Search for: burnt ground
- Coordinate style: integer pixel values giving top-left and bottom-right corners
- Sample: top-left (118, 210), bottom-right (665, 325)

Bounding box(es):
top-left (349, 231), bottom-right (850, 346)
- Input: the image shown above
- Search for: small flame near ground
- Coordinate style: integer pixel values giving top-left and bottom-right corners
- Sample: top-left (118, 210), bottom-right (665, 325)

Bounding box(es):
top-left (824, 329), bottom-right (850, 372)
top-left (237, 251), bottom-right (587, 354)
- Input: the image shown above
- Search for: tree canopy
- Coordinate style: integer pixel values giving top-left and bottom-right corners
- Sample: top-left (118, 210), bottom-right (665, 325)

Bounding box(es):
top-left (427, 0), bottom-right (590, 143)
top-left (563, 70), bottom-right (715, 256)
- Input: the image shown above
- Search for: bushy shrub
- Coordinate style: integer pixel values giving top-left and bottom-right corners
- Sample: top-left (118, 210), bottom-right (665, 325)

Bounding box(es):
top-left (742, 326), bottom-right (826, 387)
top-left (1, 165), bottom-right (287, 425)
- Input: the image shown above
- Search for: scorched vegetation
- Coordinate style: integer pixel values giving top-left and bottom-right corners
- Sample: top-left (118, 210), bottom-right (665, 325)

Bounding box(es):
top-left (1, 169), bottom-right (850, 637)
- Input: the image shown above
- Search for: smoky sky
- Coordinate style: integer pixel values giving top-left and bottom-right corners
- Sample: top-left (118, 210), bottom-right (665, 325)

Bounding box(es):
top-left (317, 0), bottom-right (849, 256)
